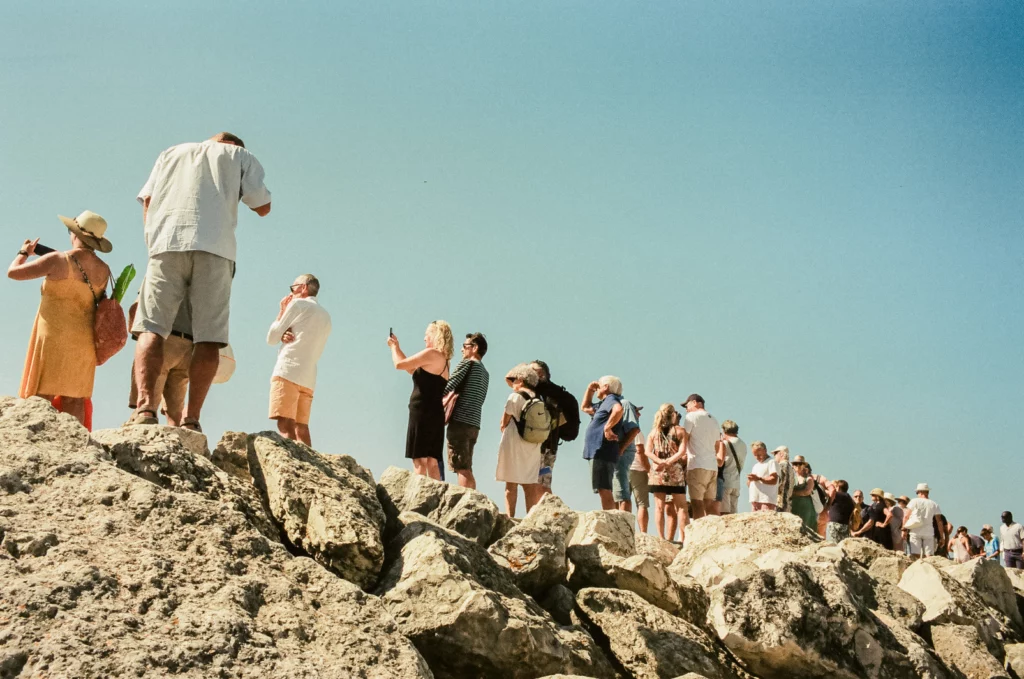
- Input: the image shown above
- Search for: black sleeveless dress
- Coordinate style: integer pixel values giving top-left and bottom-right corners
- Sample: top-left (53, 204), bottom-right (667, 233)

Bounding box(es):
top-left (405, 367), bottom-right (447, 468)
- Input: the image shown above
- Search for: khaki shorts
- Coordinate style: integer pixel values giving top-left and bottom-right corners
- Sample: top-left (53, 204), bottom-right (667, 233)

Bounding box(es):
top-left (269, 377), bottom-right (314, 425)
top-left (908, 533), bottom-right (936, 557)
top-left (721, 487), bottom-right (741, 514)
top-left (129, 334), bottom-right (193, 419)
top-left (687, 468), bottom-right (717, 502)
top-left (446, 421), bottom-right (480, 472)
top-left (629, 469), bottom-right (650, 509)
top-left (133, 251), bottom-right (234, 345)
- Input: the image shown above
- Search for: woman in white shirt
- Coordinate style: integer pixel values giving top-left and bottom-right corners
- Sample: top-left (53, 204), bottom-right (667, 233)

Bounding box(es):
top-left (496, 364), bottom-right (544, 517)
top-left (747, 441), bottom-right (779, 511)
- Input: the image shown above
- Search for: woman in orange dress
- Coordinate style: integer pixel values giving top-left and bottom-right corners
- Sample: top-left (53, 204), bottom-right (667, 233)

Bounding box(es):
top-left (8, 211), bottom-right (112, 427)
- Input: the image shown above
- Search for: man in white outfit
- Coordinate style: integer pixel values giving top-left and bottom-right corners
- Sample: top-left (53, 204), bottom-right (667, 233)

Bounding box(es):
top-left (267, 274), bottom-right (332, 446)
top-left (904, 482), bottom-right (942, 560)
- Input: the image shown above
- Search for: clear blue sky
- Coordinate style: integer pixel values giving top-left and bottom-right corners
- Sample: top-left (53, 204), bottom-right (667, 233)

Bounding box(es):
top-left (2, 2), bottom-right (1021, 531)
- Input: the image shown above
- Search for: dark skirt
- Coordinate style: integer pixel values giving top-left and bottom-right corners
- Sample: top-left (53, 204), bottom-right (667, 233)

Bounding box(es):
top-left (405, 405), bottom-right (444, 462)
top-left (650, 485), bottom-right (686, 494)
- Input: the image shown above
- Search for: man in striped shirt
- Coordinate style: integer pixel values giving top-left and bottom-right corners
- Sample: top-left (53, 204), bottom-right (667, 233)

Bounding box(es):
top-left (444, 333), bottom-right (490, 489)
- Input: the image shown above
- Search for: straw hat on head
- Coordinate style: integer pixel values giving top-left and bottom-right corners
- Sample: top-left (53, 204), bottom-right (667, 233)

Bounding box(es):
top-left (59, 210), bottom-right (112, 253)
top-left (870, 488), bottom-right (885, 499)
top-left (883, 492), bottom-right (896, 505)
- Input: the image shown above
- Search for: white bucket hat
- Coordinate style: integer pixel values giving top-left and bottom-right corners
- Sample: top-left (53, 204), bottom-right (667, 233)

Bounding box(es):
top-left (59, 210), bottom-right (112, 253)
top-left (916, 482), bottom-right (930, 493)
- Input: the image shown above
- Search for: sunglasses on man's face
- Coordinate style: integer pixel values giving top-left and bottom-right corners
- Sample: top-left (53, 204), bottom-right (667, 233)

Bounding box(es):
top-left (290, 283), bottom-right (304, 292)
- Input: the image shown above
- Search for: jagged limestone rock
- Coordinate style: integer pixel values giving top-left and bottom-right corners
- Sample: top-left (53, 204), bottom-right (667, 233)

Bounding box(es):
top-left (489, 493), bottom-right (579, 596)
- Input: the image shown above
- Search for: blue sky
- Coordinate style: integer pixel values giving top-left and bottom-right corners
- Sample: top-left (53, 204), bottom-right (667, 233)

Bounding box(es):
top-left (2, 2), bottom-right (1021, 531)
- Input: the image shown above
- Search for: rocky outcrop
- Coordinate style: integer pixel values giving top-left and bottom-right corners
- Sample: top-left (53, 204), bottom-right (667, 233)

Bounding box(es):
top-left (575, 587), bottom-right (754, 679)
top-left (930, 624), bottom-right (1010, 679)
top-left (376, 466), bottom-right (504, 545)
top-left (375, 515), bottom-right (614, 679)
top-left (944, 558), bottom-right (1024, 634)
top-left (91, 425), bottom-right (281, 542)
top-left (0, 397), bottom-right (431, 678)
top-left (567, 510), bottom-right (709, 624)
top-left (210, 430), bottom-right (252, 481)
top-left (1005, 642), bottom-right (1024, 678)
top-left (248, 432), bottom-right (386, 590)
top-left (489, 493), bottom-right (579, 596)
top-left (634, 531), bottom-right (680, 566)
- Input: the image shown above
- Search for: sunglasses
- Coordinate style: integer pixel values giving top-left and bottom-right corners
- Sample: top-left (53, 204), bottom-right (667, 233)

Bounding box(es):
top-left (289, 283), bottom-right (304, 292)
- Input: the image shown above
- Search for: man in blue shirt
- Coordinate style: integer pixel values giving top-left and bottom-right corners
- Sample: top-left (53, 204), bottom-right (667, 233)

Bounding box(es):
top-left (981, 524), bottom-right (1000, 561)
top-left (581, 376), bottom-right (635, 510)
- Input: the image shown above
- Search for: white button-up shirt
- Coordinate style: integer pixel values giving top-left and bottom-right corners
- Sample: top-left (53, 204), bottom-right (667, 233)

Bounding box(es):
top-left (267, 297), bottom-right (332, 390)
top-left (138, 140), bottom-right (271, 262)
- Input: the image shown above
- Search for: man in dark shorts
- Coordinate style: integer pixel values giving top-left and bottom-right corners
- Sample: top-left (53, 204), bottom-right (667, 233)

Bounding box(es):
top-left (443, 333), bottom-right (489, 489)
top-left (581, 376), bottom-right (632, 510)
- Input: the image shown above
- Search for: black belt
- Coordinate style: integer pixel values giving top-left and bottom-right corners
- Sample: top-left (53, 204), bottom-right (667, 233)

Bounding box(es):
top-left (170, 330), bottom-right (195, 341)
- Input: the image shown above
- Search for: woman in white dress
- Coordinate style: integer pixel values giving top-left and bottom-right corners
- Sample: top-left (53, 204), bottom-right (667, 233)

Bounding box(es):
top-left (496, 363), bottom-right (544, 517)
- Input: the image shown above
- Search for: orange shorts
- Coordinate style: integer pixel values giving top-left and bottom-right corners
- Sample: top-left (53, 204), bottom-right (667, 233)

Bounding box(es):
top-left (269, 377), bottom-right (314, 425)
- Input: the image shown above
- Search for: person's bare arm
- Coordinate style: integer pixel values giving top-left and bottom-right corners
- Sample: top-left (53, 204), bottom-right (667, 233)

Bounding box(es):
top-left (618, 427), bottom-right (641, 453)
top-left (251, 202), bottom-right (271, 217)
top-left (762, 472), bottom-right (778, 485)
top-left (678, 426), bottom-right (690, 461)
top-left (390, 342), bottom-right (443, 374)
top-left (644, 432), bottom-right (664, 469)
top-left (142, 196), bottom-right (151, 224)
top-left (581, 382), bottom-right (599, 415)
top-left (879, 508), bottom-right (893, 529)
top-left (604, 403), bottom-right (623, 442)
top-left (854, 518), bottom-right (875, 537)
top-left (715, 440), bottom-right (726, 468)
top-left (8, 241), bottom-right (65, 281)
top-left (500, 412), bottom-right (513, 431)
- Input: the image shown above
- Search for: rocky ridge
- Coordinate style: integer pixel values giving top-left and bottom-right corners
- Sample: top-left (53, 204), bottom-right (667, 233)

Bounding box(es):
top-left (1, 396), bottom-right (1022, 678)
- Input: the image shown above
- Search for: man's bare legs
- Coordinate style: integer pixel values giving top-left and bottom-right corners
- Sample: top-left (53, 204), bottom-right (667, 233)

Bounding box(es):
top-left (690, 499), bottom-right (707, 520)
top-left (133, 333), bottom-right (165, 416)
top-left (457, 470), bottom-right (477, 490)
top-left (276, 417), bottom-right (297, 440)
top-left (637, 505), bottom-right (649, 534)
top-left (295, 423), bottom-right (311, 447)
top-left (598, 489), bottom-right (616, 510)
top-left (183, 342), bottom-right (219, 425)
top-left (618, 499), bottom-right (632, 513)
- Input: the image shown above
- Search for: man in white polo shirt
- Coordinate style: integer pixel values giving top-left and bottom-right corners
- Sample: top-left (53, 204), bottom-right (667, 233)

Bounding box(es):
top-left (267, 274), bottom-right (332, 446)
top-left (680, 393), bottom-right (721, 520)
top-left (903, 482), bottom-right (942, 560)
top-left (131, 132), bottom-right (272, 432)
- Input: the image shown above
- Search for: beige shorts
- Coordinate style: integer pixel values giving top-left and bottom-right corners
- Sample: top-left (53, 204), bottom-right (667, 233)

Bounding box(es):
top-left (687, 468), bottom-right (717, 502)
top-left (132, 251), bottom-right (234, 345)
top-left (629, 469), bottom-right (650, 508)
top-left (129, 334), bottom-right (193, 419)
top-left (269, 377), bottom-right (314, 425)
top-left (721, 487), bottom-right (741, 513)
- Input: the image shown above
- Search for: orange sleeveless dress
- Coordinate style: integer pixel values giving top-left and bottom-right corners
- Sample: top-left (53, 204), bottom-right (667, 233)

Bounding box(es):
top-left (19, 254), bottom-right (99, 399)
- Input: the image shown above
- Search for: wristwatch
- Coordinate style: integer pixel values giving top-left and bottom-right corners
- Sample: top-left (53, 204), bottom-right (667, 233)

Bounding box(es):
top-left (17, 250), bottom-right (28, 256)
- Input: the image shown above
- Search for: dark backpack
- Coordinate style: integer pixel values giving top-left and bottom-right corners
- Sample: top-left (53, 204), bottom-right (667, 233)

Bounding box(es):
top-left (535, 380), bottom-right (581, 442)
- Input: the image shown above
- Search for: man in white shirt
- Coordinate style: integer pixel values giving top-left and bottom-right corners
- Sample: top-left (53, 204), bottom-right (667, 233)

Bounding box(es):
top-left (680, 393), bottom-right (721, 520)
top-left (130, 132), bottom-right (272, 432)
top-left (999, 511), bottom-right (1024, 570)
top-left (718, 419), bottom-right (748, 515)
top-left (267, 275), bottom-right (332, 446)
top-left (904, 482), bottom-right (942, 560)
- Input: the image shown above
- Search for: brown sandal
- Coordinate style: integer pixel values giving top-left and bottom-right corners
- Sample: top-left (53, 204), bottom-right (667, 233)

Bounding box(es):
top-left (126, 410), bottom-right (159, 426)
top-left (180, 419), bottom-right (203, 433)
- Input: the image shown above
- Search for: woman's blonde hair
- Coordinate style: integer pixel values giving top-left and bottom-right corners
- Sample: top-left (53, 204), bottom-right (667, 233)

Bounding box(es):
top-left (651, 403), bottom-right (677, 434)
top-left (426, 320), bottom-right (454, 360)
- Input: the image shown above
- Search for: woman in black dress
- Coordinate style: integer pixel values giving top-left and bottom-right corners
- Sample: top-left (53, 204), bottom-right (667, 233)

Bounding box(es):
top-left (387, 321), bottom-right (453, 480)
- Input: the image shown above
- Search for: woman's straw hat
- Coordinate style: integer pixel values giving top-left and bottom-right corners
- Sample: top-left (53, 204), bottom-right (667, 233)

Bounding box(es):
top-left (59, 210), bottom-right (112, 253)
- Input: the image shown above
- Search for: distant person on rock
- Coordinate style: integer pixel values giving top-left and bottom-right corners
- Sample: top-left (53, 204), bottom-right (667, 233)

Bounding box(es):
top-left (1000, 511), bottom-right (1024, 569)
top-left (645, 404), bottom-right (688, 541)
top-left (807, 463), bottom-right (830, 537)
top-left (680, 394), bottom-right (720, 520)
top-left (614, 401), bottom-right (643, 513)
top-left (131, 132), bottom-right (272, 432)
top-left (718, 420), bottom-right (747, 515)
top-left (951, 526), bottom-right (972, 563)
top-left (388, 321), bottom-right (453, 480)
top-left (747, 441), bottom-right (778, 511)
top-left (903, 483), bottom-right (943, 560)
top-left (530, 360), bottom-right (580, 501)
top-left (267, 275), bottom-right (331, 446)
top-left (850, 488), bottom-right (868, 532)
top-left (443, 333), bottom-right (490, 489)
top-left (628, 420), bottom-right (651, 533)
top-left (883, 493), bottom-right (905, 553)
top-left (496, 364), bottom-right (546, 517)
top-left (9, 211), bottom-right (113, 428)
top-left (582, 376), bottom-right (630, 511)
top-left (853, 488), bottom-right (893, 549)
top-left (772, 446), bottom-right (796, 514)
top-left (825, 479), bottom-right (854, 543)
top-left (980, 524), bottom-right (1000, 562)
top-left (128, 298), bottom-right (192, 427)
top-left (790, 456), bottom-right (820, 532)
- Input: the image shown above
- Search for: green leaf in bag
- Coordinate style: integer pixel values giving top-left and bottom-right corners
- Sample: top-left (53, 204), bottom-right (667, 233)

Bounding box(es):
top-left (112, 264), bottom-right (136, 304)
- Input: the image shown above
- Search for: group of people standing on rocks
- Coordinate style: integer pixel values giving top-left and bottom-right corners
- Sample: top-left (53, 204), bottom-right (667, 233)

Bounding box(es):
top-left (8, 130), bottom-right (1020, 574)
top-left (10, 132), bottom-right (332, 446)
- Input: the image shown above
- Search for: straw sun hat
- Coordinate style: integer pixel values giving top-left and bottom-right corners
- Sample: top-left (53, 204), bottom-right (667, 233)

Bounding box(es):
top-left (59, 210), bottom-right (112, 253)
